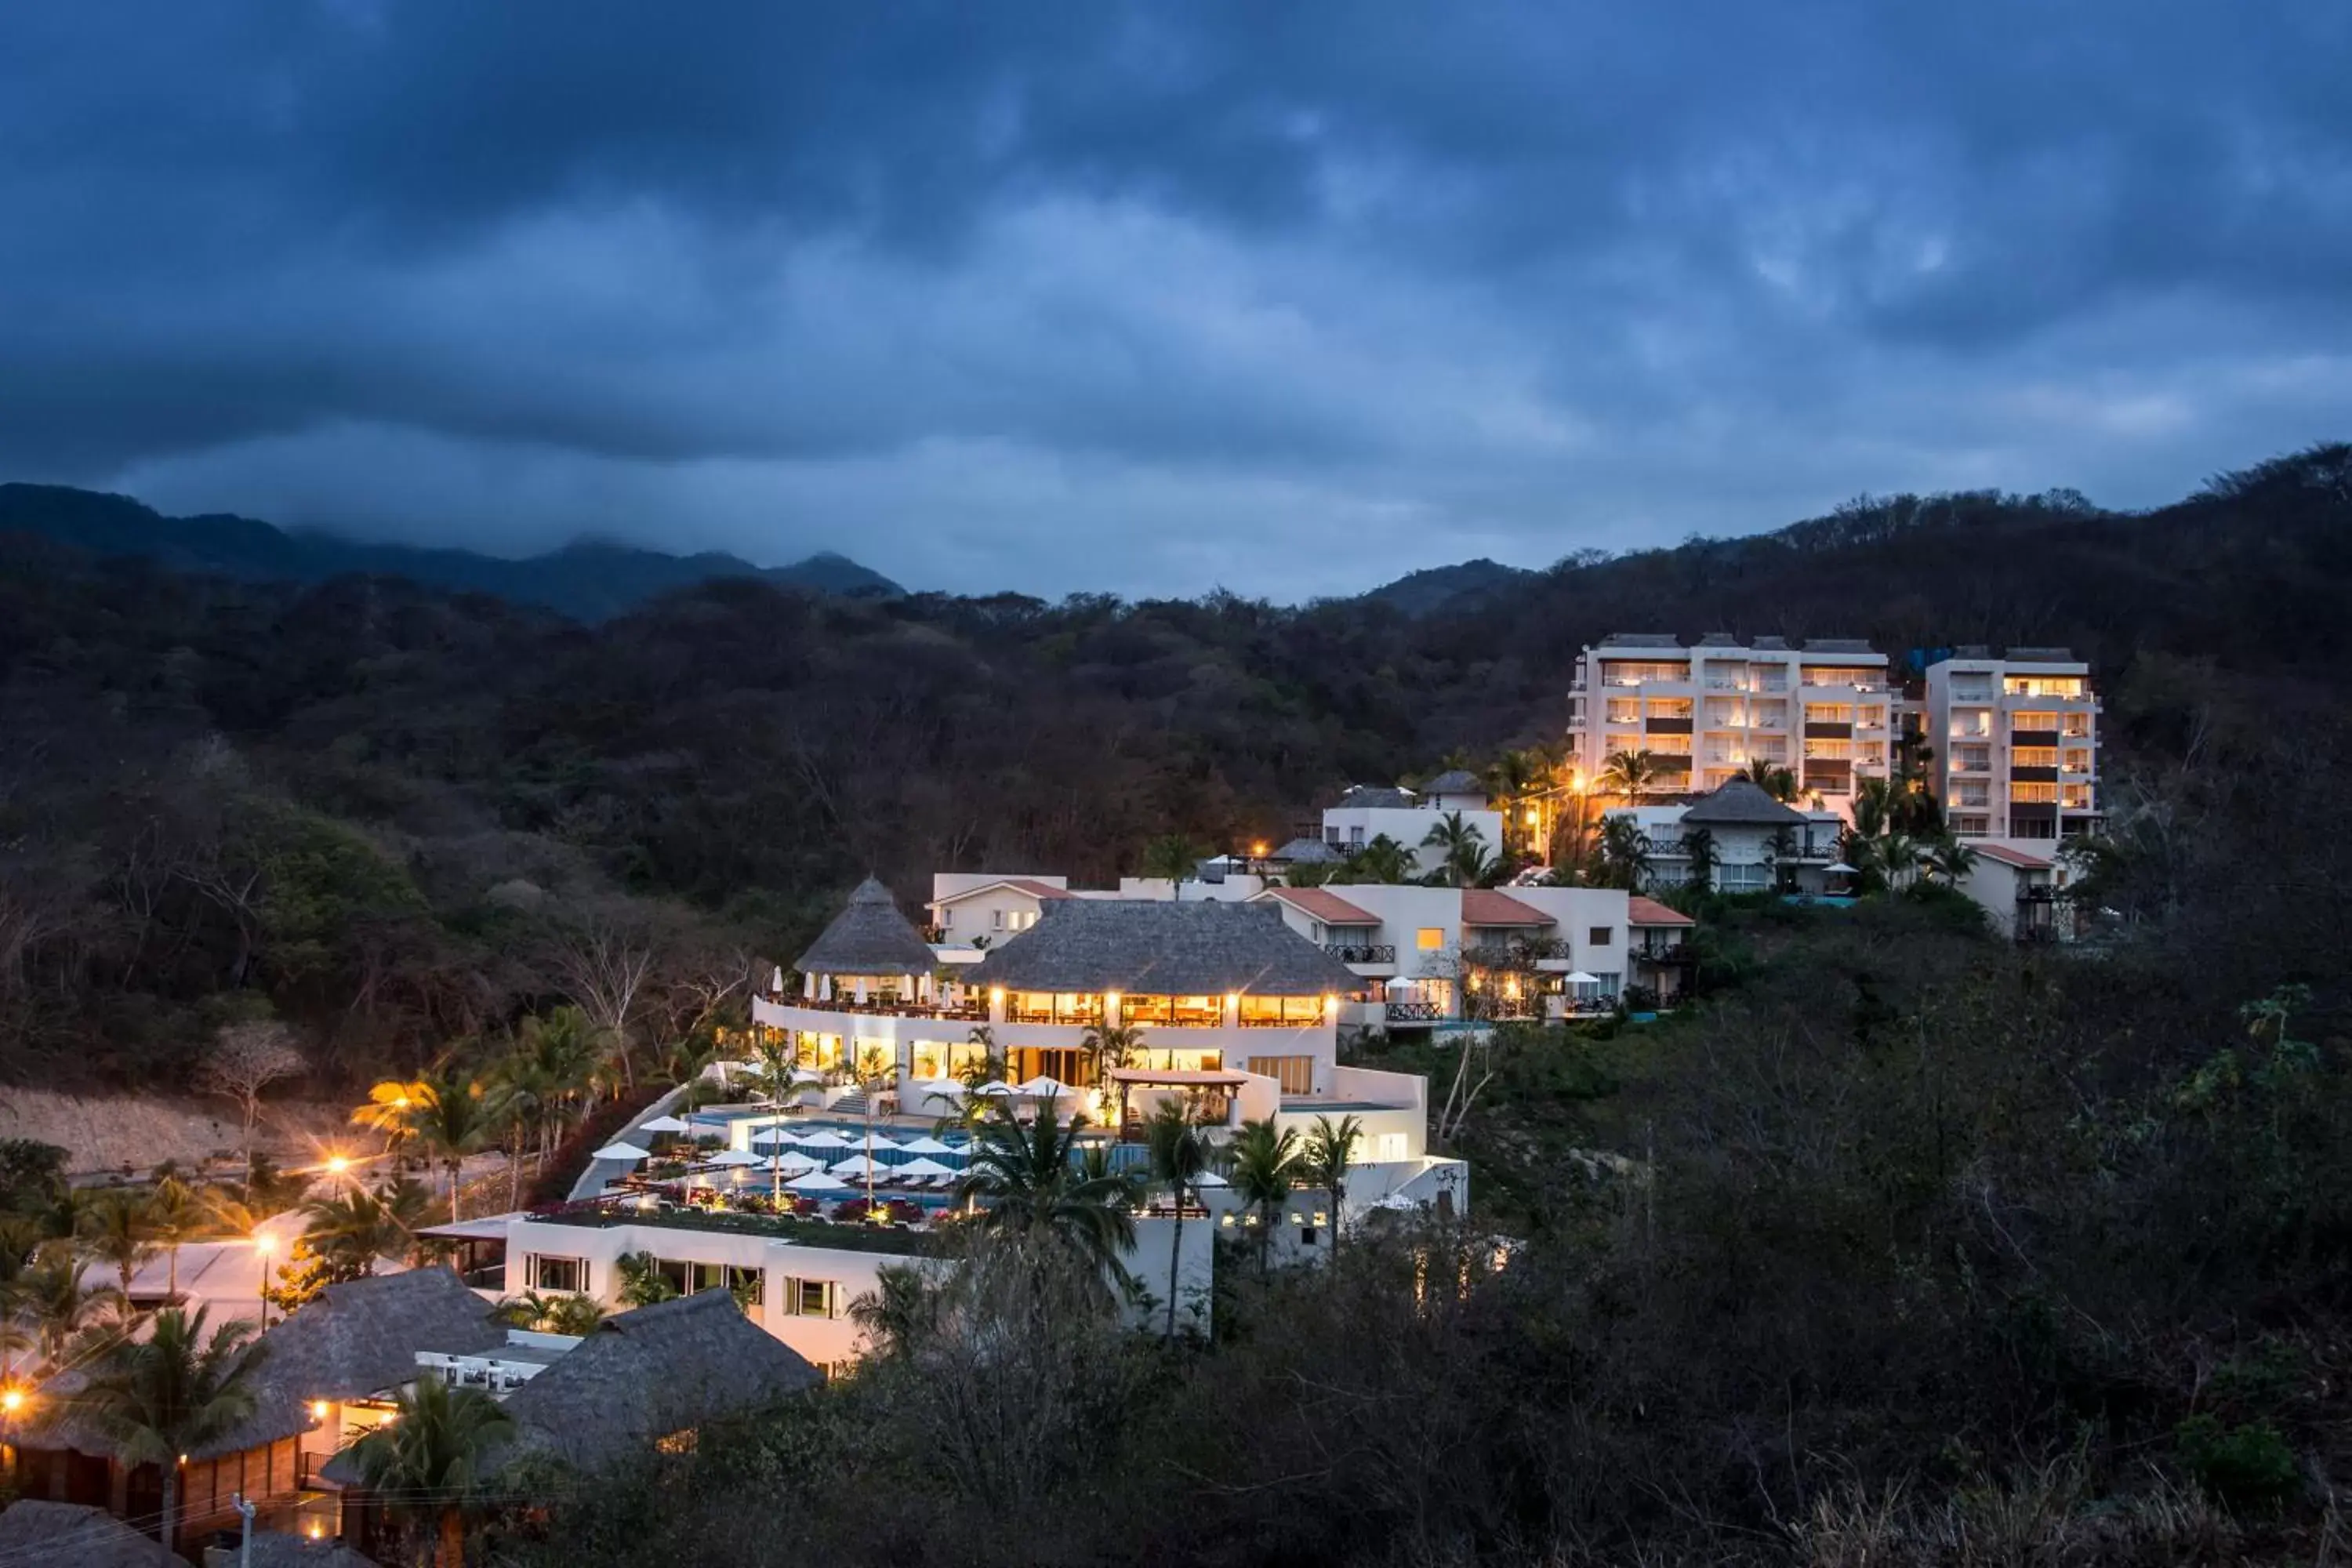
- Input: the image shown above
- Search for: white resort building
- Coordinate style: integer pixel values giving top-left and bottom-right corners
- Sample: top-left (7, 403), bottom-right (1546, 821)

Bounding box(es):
top-left (1922, 645), bottom-right (2101, 846)
top-left (1566, 632), bottom-right (1899, 815)
top-left (1316, 771), bottom-right (1506, 875)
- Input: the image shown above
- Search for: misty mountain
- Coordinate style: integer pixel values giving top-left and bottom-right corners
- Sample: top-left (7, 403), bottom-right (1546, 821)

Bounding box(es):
top-left (0, 483), bottom-right (901, 622)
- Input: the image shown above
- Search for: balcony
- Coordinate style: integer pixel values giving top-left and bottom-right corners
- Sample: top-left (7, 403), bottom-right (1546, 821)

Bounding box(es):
top-left (1636, 943), bottom-right (1695, 966)
top-left (2009, 728), bottom-right (2060, 749)
top-left (1384, 1000), bottom-right (1444, 1023)
top-left (1803, 721), bottom-right (1853, 739)
top-left (1645, 715), bottom-right (1694, 735)
top-left (1324, 942), bottom-right (1397, 965)
top-left (775, 996), bottom-right (987, 1022)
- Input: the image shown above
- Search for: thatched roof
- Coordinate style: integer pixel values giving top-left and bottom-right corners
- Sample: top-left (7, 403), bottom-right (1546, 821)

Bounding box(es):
top-left (26, 1268), bottom-right (504, 1461)
top-left (794, 876), bottom-right (938, 977)
top-left (1269, 837), bottom-right (1340, 864)
top-left (969, 899), bottom-right (1365, 996)
top-left (1418, 769), bottom-right (1485, 795)
top-left (0, 1500), bottom-right (191, 1567)
top-left (1679, 779), bottom-right (1810, 828)
top-left (1332, 784), bottom-right (1416, 809)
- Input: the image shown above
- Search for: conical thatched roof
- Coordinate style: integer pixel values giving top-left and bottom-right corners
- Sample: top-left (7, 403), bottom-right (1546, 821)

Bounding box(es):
top-left (794, 876), bottom-right (937, 977)
top-left (1679, 779), bottom-right (1810, 827)
top-left (489, 1292), bottom-right (820, 1475)
top-left (0, 1501), bottom-right (191, 1568)
top-left (26, 1267), bottom-right (503, 1462)
top-left (969, 899), bottom-right (1365, 996)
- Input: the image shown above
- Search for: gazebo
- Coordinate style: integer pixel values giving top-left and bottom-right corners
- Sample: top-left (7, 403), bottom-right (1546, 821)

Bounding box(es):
top-left (791, 876), bottom-right (942, 1007)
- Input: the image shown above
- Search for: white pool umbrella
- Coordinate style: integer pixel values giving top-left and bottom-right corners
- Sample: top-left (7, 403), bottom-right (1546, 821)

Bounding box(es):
top-left (795, 1130), bottom-right (853, 1149)
top-left (786, 1170), bottom-right (851, 1195)
top-left (1194, 1171), bottom-right (1229, 1189)
top-left (974, 1081), bottom-right (1016, 1097)
top-left (894, 1156), bottom-right (956, 1178)
top-left (750, 1127), bottom-right (800, 1146)
top-left (1826, 862), bottom-right (1860, 875)
top-left (830, 1154), bottom-right (884, 1178)
top-left (706, 1150), bottom-right (763, 1167)
top-left (1016, 1075), bottom-right (1073, 1098)
top-left (774, 1151), bottom-right (825, 1173)
top-left (592, 1142), bottom-right (652, 1162)
top-left (1563, 971), bottom-right (1601, 985)
top-left (897, 1135), bottom-right (957, 1156)
top-left (639, 1115), bottom-right (695, 1134)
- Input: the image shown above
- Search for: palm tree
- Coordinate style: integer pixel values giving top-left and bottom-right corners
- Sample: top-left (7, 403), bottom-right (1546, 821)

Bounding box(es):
top-left (75, 1305), bottom-right (260, 1559)
top-left (339, 1375), bottom-right (515, 1568)
top-left (1225, 1119), bottom-right (1299, 1280)
top-left (408, 1073), bottom-right (500, 1223)
top-left (614, 1250), bottom-right (680, 1308)
top-left (299, 1182), bottom-right (410, 1277)
top-left (1744, 757), bottom-right (1799, 802)
top-left (1144, 1102), bottom-right (1210, 1338)
top-left (1419, 811), bottom-right (1488, 886)
top-left (1882, 829), bottom-right (1923, 891)
top-left (514, 1006), bottom-right (601, 1154)
top-left (350, 1077), bottom-right (430, 1163)
top-left (1682, 826), bottom-right (1719, 892)
top-left (77, 1188), bottom-right (155, 1296)
top-left (1341, 833), bottom-right (1414, 885)
top-left (1599, 749), bottom-right (1657, 800)
top-left (955, 1107), bottom-right (1139, 1306)
top-left (1300, 1115), bottom-right (1363, 1261)
top-left (19, 1251), bottom-right (125, 1368)
top-left (147, 1175), bottom-right (202, 1303)
top-left (1926, 836), bottom-right (1980, 885)
top-left (1081, 1019), bottom-right (1145, 1129)
top-left (1851, 777), bottom-right (1896, 843)
top-left (1139, 833), bottom-right (1203, 897)
top-left (1595, 815), bottom-right (1653, 891)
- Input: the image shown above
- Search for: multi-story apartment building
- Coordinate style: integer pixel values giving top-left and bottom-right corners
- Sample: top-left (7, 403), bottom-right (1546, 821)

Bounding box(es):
top-left (1923, 646), bottom-right (2100, 844)
top-left (1566, 633), bottom-right (1897, 816)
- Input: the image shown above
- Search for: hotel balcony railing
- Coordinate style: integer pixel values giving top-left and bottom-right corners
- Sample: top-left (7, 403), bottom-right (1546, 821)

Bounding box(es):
top-left (1385, 1000), bottom-right (1445, 1022)
top-left (1637, 944), bottom-right (1695, 965)
top-left (1325, 943), bottom-right (1397, 964)
top-left (782, 996), bottom-right (988, 1022)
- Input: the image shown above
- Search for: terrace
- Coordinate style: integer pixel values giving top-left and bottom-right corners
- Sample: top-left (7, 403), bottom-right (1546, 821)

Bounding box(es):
top-left (536, 1195), bottom-right (946, 1256)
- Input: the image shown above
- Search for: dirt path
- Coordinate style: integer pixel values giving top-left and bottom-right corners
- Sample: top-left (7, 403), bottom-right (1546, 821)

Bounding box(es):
top-left (0, 1086), bottom-right (358, 1181)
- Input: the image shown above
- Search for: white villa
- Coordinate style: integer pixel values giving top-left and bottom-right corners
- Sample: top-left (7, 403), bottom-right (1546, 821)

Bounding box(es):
top-left (1317, 771), bottom-right (1505, 875)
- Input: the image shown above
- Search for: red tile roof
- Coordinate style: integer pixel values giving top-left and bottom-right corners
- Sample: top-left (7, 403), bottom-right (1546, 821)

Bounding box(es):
top-left (1973, 844), bottom-right (2051, 870)
top-left (1628, 895), bottom-right (1695, 927)
top-left (1263, 887), bottom-right (1382, 925)
top-left (1460, 889), bottom-right (1553, 927)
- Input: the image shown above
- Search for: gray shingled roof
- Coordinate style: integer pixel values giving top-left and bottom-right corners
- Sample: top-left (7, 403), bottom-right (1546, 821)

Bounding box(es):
top-left (486, 1292), bottom-right (819, 1475)
top-left (0, 1501), bottom-right (191, 1568)
top-left (794, 876), bottom-right (938, 977)
top-left (1417, 769), bottom-right (1485, 795)
top-left (969, 899), bottom-right (1367, 996)
top-left (27, 1269), bottom-right (504, 1462)
top-left (1269, 837), bottom-right (1341, 863)
top-left (1333, 783), bottom-right (1416, 809)
top-left (1678, 779), bottom-right (1811, 827)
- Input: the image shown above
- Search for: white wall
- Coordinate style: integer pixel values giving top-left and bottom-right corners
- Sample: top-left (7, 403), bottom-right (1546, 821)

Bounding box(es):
top-left (1258, 884), bottom-right (1633, 1003)
top-left (1320, 805), bottom-right (1507, 875)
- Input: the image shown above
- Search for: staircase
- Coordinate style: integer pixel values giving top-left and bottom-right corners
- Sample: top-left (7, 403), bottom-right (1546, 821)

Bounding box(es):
top-left (830, 1091), bottom-right (870, 1121)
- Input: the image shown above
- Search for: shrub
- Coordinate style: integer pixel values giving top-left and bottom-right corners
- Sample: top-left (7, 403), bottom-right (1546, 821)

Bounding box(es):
top-left (2175, 1414), bottom-right (2299, 1509)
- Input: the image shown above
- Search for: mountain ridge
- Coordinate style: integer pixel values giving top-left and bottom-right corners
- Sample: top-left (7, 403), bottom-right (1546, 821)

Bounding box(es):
top-left (0, 482), bottom-right (902, 622)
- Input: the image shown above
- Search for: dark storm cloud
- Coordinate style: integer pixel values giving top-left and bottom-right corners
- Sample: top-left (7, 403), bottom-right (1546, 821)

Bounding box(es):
top-left (1, 2), bottom-right (2347, 593)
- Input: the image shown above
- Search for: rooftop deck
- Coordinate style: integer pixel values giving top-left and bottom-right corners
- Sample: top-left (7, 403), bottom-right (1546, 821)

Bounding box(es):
top-left (529, 1202), bottom-right (943, 1257)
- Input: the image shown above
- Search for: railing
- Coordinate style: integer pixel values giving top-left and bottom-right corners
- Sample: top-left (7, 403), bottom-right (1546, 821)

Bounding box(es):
top-left (781, 996), bottom-right (987, 1022)
top-left (1325, 943), bottom-right (1397, 964)
top-left (1384, 1001), bottom-right (1444, 1022)
top-left (1636, 944), bottom-right (1694, 964)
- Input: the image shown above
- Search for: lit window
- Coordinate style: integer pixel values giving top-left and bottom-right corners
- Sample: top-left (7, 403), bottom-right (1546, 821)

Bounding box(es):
top-left (1415, 927), bottom-right (1444, 951)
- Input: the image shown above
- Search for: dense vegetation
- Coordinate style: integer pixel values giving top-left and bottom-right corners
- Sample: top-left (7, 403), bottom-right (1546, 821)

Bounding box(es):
top-left (3, 441), bottom-right (2349, 1561)
top-left (4, 443), bottom-right (2344, 1090)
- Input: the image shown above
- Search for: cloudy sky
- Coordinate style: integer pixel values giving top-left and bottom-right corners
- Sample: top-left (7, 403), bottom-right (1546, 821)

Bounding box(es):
top-left (4, 3), bottom-right (2348, 597)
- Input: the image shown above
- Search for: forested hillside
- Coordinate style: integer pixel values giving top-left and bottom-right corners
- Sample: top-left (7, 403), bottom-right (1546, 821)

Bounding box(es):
top-left (1, 443), bottom-right (2346, 1087)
